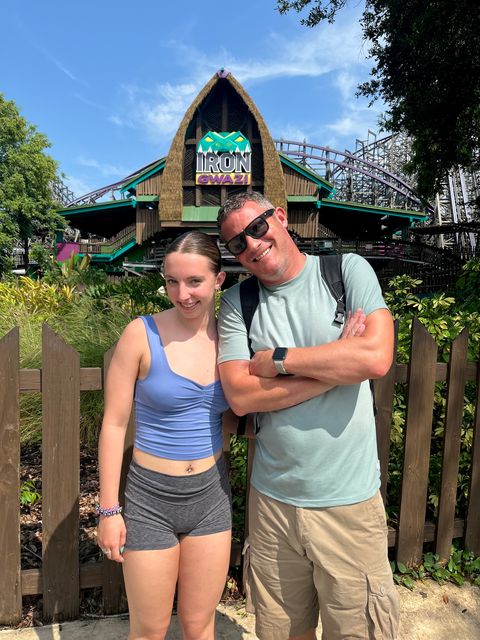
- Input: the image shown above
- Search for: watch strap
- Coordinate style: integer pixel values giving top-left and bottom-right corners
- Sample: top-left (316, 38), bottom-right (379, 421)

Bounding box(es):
top-left (272, 347), bottom-right (289, 375)
top-left (273, 358), bottom-right (289, 375)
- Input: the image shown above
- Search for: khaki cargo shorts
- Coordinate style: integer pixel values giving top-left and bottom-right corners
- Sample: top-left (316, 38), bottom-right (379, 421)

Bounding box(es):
top-left (244, 487), bottom-right (400, 640)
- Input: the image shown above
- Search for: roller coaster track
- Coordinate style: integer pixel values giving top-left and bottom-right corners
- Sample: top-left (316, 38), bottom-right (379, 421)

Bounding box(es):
top-left (51, 176), bottom-right (76, 207)
top-left (275, 135), bottom-right (429, 214)
top-left (59, 159), bottom-right (161, 207)
top-left (275, 133), bottom-right (479, 254)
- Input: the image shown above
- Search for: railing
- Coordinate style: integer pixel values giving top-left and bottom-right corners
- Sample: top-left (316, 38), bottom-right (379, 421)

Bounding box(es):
top-left (1, 322), bottom-right (479, 624)
top-left (78, 224), bottom-right (136, 255)
top-left (221, 238), bottom-right (466, 284)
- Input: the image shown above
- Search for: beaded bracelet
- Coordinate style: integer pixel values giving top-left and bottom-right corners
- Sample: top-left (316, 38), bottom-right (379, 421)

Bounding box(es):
top-left (95, 503), bottom-right (123, 517)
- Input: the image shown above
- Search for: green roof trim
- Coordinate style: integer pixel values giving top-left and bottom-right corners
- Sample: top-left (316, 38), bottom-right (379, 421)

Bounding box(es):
top-left (121, 158), bottom-right (166, 193)
top-left (78, 239), bottom-right (136, 262)
top-left (58, 199), bottom-right (135, 217)
top-left (182, 207), bottom-right (219, 222)
top-left (279, 152), bottom-right (334, 193)
top-left (136, 195), bottom-right (159, 202)
top-left (320, 198), bottom-right (429, 220)
top-left (287, 195), bottom-right (318, 203)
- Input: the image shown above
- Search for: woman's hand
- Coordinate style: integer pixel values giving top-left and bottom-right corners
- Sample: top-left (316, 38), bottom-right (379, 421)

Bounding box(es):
top-left (340, 308), bottom-right (366, 339)
top-left (97, 514), bottom-right (127, 563)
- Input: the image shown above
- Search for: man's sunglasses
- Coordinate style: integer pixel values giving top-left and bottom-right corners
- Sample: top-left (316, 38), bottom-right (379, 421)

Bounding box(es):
top-left (224, 208), bottom-right (275, 256)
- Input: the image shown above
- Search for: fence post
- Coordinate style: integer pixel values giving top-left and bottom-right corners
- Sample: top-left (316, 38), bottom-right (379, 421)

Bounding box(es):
top-left (397, 318), bottom-right (438, 566)
top-left (101, 344), bottom-right (133, 615)
top-left (465, 363), bottom-right (480, 555)
top-left (436, 328), bottom-right (468, 560)
top-left (374, 321), bottom-right (398, 502)
top-left (42, 324), bottom-right (80, 621)
top-left (0, 328), bottom-right (21, 625)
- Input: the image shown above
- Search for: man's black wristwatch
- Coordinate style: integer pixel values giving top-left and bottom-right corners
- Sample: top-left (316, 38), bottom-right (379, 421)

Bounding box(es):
top-left (272, 347), bottom-right (290, 375)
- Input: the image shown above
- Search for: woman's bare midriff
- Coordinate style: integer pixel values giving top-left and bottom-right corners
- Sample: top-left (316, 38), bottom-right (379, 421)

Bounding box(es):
top-left (133, 447), bottom-right (223, 476)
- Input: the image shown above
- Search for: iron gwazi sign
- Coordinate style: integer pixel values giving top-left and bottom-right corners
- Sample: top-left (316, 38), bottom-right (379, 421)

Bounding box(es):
top-left (196, 131), bottom-right (251, 185)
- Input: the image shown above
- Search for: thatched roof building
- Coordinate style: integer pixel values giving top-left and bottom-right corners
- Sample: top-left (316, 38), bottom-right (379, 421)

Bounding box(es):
top-left (57, 70), bottom-right (427, 274)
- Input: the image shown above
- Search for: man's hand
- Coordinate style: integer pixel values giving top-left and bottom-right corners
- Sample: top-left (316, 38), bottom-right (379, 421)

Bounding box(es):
top-left (248, 308), bottom-right (367, 378)
top-left (249, 349), bottom-right (277, 378)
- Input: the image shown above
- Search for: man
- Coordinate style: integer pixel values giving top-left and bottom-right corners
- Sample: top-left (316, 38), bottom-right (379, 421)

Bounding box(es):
top-left (217, 191), bottom-right (400, 640)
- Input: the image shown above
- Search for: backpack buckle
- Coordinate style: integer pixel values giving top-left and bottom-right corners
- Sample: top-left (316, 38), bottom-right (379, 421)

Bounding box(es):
top-left (334, 311), bottom-right (345, 326)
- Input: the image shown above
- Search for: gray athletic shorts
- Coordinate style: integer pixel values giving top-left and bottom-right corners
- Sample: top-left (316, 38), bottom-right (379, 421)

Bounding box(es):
top-left (124, 455), bottom-right (232, 550)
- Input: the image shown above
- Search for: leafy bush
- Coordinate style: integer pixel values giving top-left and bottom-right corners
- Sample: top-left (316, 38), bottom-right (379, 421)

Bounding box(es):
top-left (228, 436), bottom-right (248, 541)
top-left (42, 253), bottom-right (107, 287)
top-left (392, 547), bottom-right (480, 590)
top-left (0, 275), bottom-right (75, 321)
top-left (383, 262), bottom-right (480, 524)
top-left (20, 479), bottom-right (41, 507)
top-left (84, 273), bottom-right (171, 317)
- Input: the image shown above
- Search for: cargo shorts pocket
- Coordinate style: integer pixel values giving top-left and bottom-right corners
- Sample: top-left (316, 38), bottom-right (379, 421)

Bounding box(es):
top-left (242, 538), bottom-right (255, 614)
top-left (366, 572), bottom-right (400, 639)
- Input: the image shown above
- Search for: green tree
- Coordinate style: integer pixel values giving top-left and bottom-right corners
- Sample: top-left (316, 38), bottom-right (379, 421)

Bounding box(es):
top-left (0, 93), bottom-right (63, 274)
top-left (277, 1), bottom-right (480, 199)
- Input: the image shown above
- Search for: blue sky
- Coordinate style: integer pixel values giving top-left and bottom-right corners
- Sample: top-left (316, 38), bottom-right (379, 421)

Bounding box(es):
top-left (1, 1), bottom-right (384, 198)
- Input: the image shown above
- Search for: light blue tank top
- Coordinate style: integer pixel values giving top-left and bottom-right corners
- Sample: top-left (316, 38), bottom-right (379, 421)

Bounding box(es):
top-left (134, 315), bottom-right (228, 460)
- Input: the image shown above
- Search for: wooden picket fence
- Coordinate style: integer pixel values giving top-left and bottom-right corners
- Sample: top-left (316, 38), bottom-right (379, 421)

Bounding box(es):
top-left (1, 320), bottom-right (479, 625)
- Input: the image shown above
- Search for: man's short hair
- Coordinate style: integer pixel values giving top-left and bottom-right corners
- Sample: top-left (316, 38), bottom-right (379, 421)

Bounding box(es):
top-left (217, 191), bottom-right (274, 235)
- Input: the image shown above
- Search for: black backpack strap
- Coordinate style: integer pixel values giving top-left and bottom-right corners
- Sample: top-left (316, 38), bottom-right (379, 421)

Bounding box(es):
top-left (238, 276), bottom-right (260, 436)
top-left (239, 275), bottom-right (260, 358)
top-left (319, 254), bottom-right (377, 415)
top-left (318, 255), bottom-right (346, 326)
top-left (370, 379), bottom-right (377, 417)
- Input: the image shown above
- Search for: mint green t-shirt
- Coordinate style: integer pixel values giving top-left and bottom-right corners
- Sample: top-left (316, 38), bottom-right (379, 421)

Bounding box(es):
top-left (217, 253), bottom-right (388, 507)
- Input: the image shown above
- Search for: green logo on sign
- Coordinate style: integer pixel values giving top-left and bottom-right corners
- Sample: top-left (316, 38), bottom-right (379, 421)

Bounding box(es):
top-left (196, 131), bottom-right (251, 185)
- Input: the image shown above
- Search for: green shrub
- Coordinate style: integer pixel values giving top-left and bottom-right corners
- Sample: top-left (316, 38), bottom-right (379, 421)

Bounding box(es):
top-left (228, 436), bottom-right (248, 541)
top-left (392, 547), bottom-right (480, 589)
top-left (384, 263), bottom-right (480, 523)
top-left (20, 479), bottom-right (41, 507)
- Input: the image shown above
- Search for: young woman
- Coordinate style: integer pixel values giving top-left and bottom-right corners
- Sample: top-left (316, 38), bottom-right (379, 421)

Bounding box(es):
top-left (96, 231), bottom-right (230, 640)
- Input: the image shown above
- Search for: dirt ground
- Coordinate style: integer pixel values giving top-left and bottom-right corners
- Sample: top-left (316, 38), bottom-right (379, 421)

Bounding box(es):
top-left (1, 580), bottom-right (479, 639)
top-left (225, 581), bottom-right (480, 639)
top-left (395, 579), bottom-right (480, 639)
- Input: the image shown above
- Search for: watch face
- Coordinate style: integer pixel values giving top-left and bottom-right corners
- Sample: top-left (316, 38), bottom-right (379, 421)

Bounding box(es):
top-left (273, 347), bottom-right (288, 361)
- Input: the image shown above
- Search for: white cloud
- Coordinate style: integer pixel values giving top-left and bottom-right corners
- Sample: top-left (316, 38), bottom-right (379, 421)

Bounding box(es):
top-left (108, 114), bottom-right (134, 128)
top-left (274, 124), bottom-right (310, 143)
top-left (333, 71), bottom-right (361, 103)
top-left (111, 81), bottom-right (202, 145)
top-left (162, 10), bottom-right (367, 85)
top-left (73, 93), bottom-right (104, 110)
top-left (235, 22), bottom-right (366, 84)
top-left (50, 57), bottom-right (76, 81)
top-left (324, 70), bottom-right (385, 148)
top-left (63, 175), bottom-right (92, 198)
top-left (11, 14), bottom-right (79, 82)
top-left (138, 82), bottom-right (199, 136)
top-left (76, 156), bottom-right (130, 178)
top-left (110, 7), bottom-right (381, 148)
